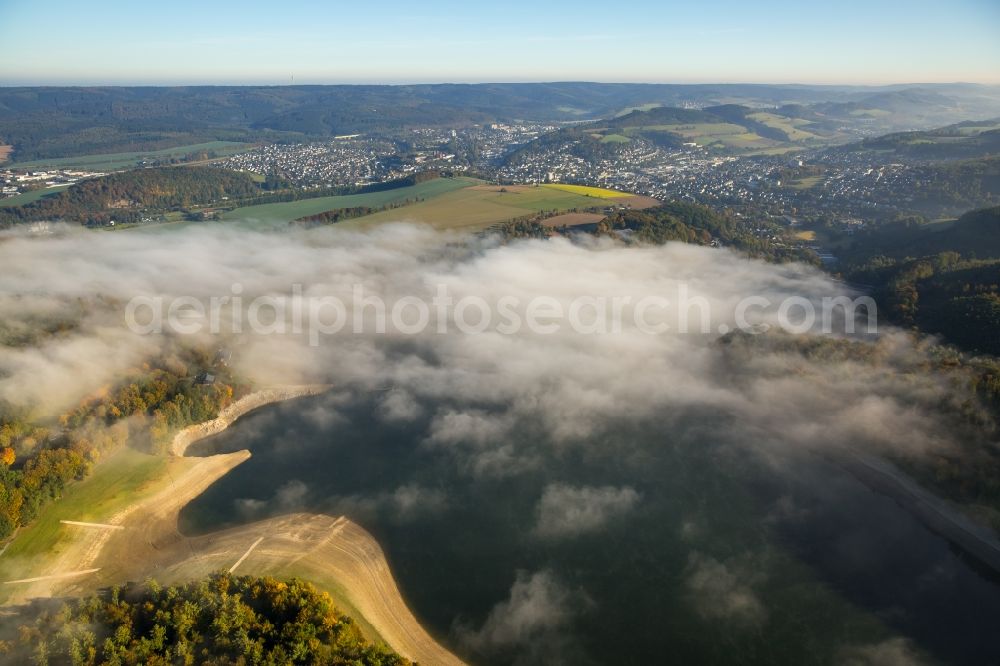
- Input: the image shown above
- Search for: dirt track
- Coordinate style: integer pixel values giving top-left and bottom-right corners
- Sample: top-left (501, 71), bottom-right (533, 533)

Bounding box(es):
top-left (6, 451), bottom-right (250, 602)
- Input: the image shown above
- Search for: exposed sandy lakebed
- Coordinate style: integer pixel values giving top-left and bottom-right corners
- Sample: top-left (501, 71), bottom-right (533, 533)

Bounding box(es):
top-left (8, 386), bottom-right (464, 665)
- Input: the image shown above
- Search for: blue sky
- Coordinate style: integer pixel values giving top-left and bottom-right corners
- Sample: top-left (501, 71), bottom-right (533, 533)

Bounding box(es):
top-left (1, 0), bottom-right (998, 85)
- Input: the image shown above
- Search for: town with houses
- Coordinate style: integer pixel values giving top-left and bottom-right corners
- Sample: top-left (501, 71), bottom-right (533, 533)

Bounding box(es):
top-left (0, 121), bottom-right (964, 236)
top-left (210, 123), bottom-right (942, 228)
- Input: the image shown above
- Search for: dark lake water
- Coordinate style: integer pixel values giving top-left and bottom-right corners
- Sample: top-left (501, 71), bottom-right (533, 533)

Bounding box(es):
top-left (180, 393), bottom-right (1000, 665)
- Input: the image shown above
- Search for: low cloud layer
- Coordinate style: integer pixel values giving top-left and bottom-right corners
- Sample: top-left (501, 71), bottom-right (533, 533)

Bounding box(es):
top-left (457, 570), bottom-right (590, 665)
top-left (0, 223), bottom-right (965, 465)
top-left (0, 221), bottom-right (989, 663)
top-left (333, 483), bottom-right (450, 523)
top-left (685, 551), bottom-right (768, 626)
top-left (236, 479), bottom-right (310, 519)
top-left (533, 484), bottom-right (639, 539)
top-left (838, 638), bottom-right (930, 666)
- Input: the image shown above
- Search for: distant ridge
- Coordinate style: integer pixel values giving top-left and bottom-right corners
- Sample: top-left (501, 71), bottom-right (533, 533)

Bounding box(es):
top-left (2, 82), bottom-right (999, 161)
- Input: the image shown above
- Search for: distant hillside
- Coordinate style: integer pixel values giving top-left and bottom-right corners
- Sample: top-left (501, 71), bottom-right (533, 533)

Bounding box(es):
top-left (843, 204), bottom-right (1000, 262)
top-left (922, 205), bottom-right (1000, 256)
top-left (792, 152), bottom-right (1000, 217)
top-left (842, 206), bottom-right (1000, 354)
top-left (508, 102), bottom-right (863, 159)
top-left (598, 200), bottom-right (817, 264)
top-left (834, 119), bottom-right (1000, 160)
top-left (605, 106), bottom-right (719, 127)
top-left (901, 156), bottom-right (1000, 215)
top-left (0, 167), bottom-right (261, 227)
top-left (2, 83), bottom-right (999, 161)
top-left (581, 95), bottom-right (1000, 158)
top-left (818, 88), bottom-right (955, 115)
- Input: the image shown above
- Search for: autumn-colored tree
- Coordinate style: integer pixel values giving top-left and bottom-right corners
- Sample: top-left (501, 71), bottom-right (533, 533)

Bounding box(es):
top-left (17, 574), bottom-right (409, 665)
top-left (0, 345), bottom-right (243, 538)
top-left (0, 470), bottom-right (23, 538)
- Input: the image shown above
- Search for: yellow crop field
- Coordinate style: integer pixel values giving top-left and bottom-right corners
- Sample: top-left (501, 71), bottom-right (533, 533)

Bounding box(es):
top-left (541, 183), bottom-right (630, 198)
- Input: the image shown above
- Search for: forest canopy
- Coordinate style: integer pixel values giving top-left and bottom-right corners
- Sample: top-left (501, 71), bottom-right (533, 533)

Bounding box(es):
top-left (6, 573), bottom-right (408, 665)
top-left (0, 167), bottom-right (262, 228)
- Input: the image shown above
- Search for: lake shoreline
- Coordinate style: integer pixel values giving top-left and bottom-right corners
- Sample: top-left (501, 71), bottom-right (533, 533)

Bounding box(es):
top-left (171, 384), bottom-right (331, 456)
top-left (167, 384), bottom-right (466, 664)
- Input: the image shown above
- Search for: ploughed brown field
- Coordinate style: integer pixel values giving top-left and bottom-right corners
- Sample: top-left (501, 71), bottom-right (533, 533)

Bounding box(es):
top-left (542, 195), bottom-right (661, 228)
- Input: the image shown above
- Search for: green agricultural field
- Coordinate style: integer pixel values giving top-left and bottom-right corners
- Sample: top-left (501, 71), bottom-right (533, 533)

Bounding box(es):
top-left (746, 146), bottom-right (804, 156)
top-left (748, 112), bottom-right (821, 142)
top-left (142, 177), bottom-right (475, 232)
top-left (956, 122), bottom-right (1000, 136)
top-left (689, 131), bottom-right (778, 151)
top-left (340, 183), bottom-right (625, 231)
top-left (135, 178), bottom-right (639, 234)
top-left (600, 133), bottom-right (631, 144)
top-left (643, 122), bottom-right (748, 138)
top-left (787, 175), bottom-right (823, 190)
top-left (13, 141), bottom-right (249, 171)
top-left (614, 103), bottom-right (663, 117)
top-left (0, 185), bottom-right (70, 207)
top-left (0, 448), bottom-right (170, 602)
top-left (709, 131), bottom-right (770, 147)
top-left (634, 122), bottom-right (784, 151)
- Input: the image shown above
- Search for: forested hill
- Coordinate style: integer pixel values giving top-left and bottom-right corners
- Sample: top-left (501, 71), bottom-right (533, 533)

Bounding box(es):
top-left (0, 167), bottom-right (260, 227)
top-left (601, 201), bottom-right (818, 264)
top-left (504, 101), bottom-right (902, 160)
top-left (841, 206), bottom-right (1000, 355)
top-left (951, 205), bottom-right (1000, 248)
top-left (831, 119), bottom-right (1000, 160)
top-left (607, 106), bottom-right (718, 127)
top-left (2, 83), bottom-right (999, 160)
top-left (843, 205), bottom-right (1000, 261)
top-left (5, 573), bottom-right (409, 665)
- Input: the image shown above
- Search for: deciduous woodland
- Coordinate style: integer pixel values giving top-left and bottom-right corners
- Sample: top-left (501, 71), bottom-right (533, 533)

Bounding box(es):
top-left (0, 347), bottom-right (242, 541)
top-left (4, 573), bottom-right (408, 665)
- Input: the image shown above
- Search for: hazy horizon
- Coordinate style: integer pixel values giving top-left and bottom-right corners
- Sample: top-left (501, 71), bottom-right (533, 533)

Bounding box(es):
top-left (1, 79), bottom-right (998, 88)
